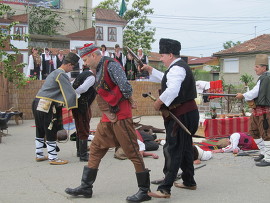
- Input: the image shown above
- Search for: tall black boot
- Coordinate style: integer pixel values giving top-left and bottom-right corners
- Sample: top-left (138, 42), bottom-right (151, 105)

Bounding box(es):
top-left (76, 136), bottom-right (80, 157)
top-left (79, 139), bottom-right (89, 162)
top-left (65, 166), bottom-right (98, 198)
top-left (126, 170), bottom-right (151, 202)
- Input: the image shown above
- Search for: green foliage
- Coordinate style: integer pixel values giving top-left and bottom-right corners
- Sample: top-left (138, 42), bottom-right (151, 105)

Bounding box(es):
top-left (240, 73), bottom-right (254, 85)
top-left (210, 65), bottom-right (220, 72)
top-left (95, 0), bottom-right (155, 53)
top-left (27, 6), bottom-right (64, 35)
top-left (223, 40), bottom-right (241, 49)
top-left (0, 3), bottom-right (33, 88)
top-left (192, 69), bottom-right (212, 81)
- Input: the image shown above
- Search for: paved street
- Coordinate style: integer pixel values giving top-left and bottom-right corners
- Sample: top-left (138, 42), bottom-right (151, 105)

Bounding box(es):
top-left (0, 116), bottom-right (269, 203)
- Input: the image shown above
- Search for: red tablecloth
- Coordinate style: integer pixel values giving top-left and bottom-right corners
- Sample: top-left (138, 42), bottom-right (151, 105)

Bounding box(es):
top-left (204, 117), bottom-right (250, 139)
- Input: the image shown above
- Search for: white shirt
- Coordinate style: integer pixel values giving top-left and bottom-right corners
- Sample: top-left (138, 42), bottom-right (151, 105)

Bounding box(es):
top-left (74, 73), bottom-right (95, 96)
top-left (149, 58), bottom-right (186, 106)
top-left (243, 80), bottom-right (260, 101)
top-left (27, 55), bottom-right (42, 79)
top-left (222, 132), bottom-right (241, 152)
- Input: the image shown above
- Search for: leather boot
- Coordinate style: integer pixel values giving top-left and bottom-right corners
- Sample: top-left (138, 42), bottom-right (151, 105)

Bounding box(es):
top-left (126, 170), bottom-right (151, 202)
top-left (79, 139), bottom-right (89, 162)
top-left (65, 166), bottom-right (98, 198)
top-left (76, 136), bottom-right (79, 157)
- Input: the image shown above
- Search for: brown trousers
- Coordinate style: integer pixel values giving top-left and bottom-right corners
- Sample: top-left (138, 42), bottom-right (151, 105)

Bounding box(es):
top-left (249, 113), bottom-right (270, 141)
top-left (72, 107), bottom-right (92, 140)
top-left (88, 118), bottom-right (146, 172)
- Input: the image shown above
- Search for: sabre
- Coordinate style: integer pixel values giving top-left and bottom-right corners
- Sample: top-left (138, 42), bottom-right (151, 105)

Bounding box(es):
top-left (142, 92), bottom-right (192, 136)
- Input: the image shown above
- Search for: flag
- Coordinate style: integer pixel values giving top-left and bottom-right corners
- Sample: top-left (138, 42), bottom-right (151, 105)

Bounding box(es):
top-left (119, 0), bottom-right (127, 17)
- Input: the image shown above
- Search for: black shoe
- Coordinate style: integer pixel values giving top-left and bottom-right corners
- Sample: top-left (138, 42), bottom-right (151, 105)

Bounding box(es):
top-left (256, 160), bottom-right (270, 167)
top-left (254, 154), bottom-right (264, 162)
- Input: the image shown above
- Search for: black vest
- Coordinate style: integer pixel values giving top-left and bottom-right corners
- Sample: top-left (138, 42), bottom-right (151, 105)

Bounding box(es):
top-left (56, 55), bottom-right (65, 69)
top-left (255, 72), bottom-right (270, 106)
top-left (73, 69), bottom-right (96, 112)
top-left (161, 59), bottom-right (196, 106)
top-left (112, 52), bottom-right (123, 66)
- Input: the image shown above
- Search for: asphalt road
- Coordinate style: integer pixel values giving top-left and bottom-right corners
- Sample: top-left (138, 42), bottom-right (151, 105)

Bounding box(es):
top-left (0, 116), bottom-right (269, 203)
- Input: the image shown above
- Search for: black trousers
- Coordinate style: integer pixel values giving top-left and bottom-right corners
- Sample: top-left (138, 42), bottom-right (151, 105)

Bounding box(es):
top-left (158, 109), bottom-right (199, 193)
top-left (32, 98), bottom-right (61, 141)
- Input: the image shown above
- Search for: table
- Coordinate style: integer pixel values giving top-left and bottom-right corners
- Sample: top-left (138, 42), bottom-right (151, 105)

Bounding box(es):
top-left (204, 117), bottom-right (250, 139)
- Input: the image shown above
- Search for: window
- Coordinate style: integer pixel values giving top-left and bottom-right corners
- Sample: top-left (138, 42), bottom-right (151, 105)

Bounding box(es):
top-left (0, 27), bottom-right (9, 36)
top-left (13, 26), bottom-right (25, 40)
top-left (108, 27), bottom-right (117, 42)
top-left (96, 26), bottom-right (103, 41)
top-left (223, 58), bottom-right (239, 73)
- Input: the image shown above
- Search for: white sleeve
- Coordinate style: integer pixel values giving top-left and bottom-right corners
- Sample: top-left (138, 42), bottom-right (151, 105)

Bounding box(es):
top-left (148, 68), bottom-right (164, 83)
top-left (159, 66), bottom-right (186, 106)
top-left (243, 80), bottom-right (260, 101)
top-left (222, 133), bottom-right (240, 152)
top-left (27, 55), bottom-right (34, 77)
top-left (75, 75), bottom-right (95, 95)
top-left (53, 56), bottom-right (57, 69)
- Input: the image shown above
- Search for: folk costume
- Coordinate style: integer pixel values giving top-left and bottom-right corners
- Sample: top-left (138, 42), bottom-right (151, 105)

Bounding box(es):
top-left (72, 67), bottom-right (96, 161)
top-left (217, 132), bottom-right (259, 153)
top-left (27, 53), bottom-right (42, 80)
top-left (32, 52), bottom-right (80, 165)
top-left (111, 44), bottom-right (125, 66)
top-left (65, 44), bottom-right (151, 202)
top-left (148, 38), bottom-right (199, 197)
top-left (242, 54), bottom-right (270, 166)
top-left (41, 50), bottom-right (54, 80)
top-left (54, 53), bottom-right (65, 69)
top-left (136, 48), bottom-right (149, 79)
top-left (124, 56), bottom-right (137, 80)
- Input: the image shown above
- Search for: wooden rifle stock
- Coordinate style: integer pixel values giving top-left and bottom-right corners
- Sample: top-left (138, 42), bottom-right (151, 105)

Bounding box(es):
top-left (125, 46), bottom-right (144, 72)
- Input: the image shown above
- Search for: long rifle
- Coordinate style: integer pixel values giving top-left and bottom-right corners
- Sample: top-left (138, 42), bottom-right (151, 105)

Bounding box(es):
top-left (125, 46), bottom-right (144, 72)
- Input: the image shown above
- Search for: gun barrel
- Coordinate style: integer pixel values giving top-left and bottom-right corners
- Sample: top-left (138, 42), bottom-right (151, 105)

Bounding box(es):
top-left (201, 93), bottom-right (237, 97)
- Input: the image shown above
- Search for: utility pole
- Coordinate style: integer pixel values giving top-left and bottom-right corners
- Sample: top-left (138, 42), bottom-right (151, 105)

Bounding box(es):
top-left (84, 0), bottom-right (88, 30)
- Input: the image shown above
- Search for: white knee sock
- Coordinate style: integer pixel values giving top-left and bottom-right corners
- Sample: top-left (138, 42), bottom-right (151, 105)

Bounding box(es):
top-left (264, 141), bottom-right (270, 162)
top-left (46, 141), bottom-right (57, 160)
top-left (254, 138), bottom-right (265, 155)
top-left (35, 138), bottom-right (45, 158)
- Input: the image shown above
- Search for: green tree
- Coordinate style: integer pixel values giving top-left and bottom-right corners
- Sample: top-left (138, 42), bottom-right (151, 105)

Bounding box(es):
top-left (0, 4), bottom-right (34, 87)
top-left (95, 0), bottom-right (155, 53)
top-left (27, 6), bottom-right (64, 35)
top-left (223, 40), bottom-right (241, 49)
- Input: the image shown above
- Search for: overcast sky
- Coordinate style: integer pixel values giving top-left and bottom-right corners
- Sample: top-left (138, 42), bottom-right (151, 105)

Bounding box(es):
top-left (93, 0), bottom-right (270, 57)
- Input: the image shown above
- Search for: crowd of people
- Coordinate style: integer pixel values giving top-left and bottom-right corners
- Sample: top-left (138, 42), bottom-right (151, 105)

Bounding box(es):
top-left (30, 38), bottom-right (270, 202)
top-left (27, 44), bottom-right (149, 81)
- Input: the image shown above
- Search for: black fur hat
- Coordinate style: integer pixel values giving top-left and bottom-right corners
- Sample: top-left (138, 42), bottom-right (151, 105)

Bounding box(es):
top-left (159, 38), bottom-right (181, 55)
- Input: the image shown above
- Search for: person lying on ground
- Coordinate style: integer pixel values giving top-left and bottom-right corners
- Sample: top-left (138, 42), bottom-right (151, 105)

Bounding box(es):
top-left (114, 139), bottom-right (159, 160)
top-left (212, 132), bottom-right (260, 154)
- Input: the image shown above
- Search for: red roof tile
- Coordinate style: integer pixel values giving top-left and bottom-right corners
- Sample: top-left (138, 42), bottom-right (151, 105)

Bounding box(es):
top-left (0, 14), bottom-right (28, 24)
top-left (214, 34), bottom-right (270, 56)
top-left (95, 8), bottom-right (127, 26)
top-left (66, 27), bottom-right (95, 41)
top-left (188, 57), bottom-right (217, 65)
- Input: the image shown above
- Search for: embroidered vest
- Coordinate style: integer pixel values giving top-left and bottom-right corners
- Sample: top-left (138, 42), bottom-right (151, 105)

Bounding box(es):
top-left (238, 132), bottom-right (253, 150)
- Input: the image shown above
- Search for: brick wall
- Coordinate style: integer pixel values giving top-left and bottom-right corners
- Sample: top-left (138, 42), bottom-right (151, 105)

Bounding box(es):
top-left (8, 80), bottom-right (162, 119)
